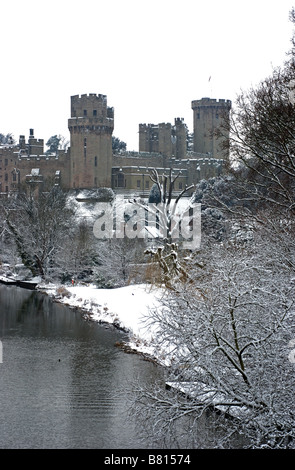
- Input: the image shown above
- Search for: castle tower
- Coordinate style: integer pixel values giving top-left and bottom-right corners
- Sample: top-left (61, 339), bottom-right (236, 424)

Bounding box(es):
top-left (68, 93), bottom-right (114, 189)
top-left (191, 98), bottom-right (231, 158)
top-left (138, 117), bottom-right (187, 159)
top-left (173, 118), bottom-right (187, 159)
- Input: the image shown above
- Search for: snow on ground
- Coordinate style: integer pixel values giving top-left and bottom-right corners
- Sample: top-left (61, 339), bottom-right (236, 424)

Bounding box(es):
top-left (40, 282), bottom-right (168, 363)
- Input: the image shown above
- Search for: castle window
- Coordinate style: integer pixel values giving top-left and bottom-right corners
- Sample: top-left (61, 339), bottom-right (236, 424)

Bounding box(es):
top-left (83, 109), bottom-right (87, 116)
top-left (145, 180), bottom-right (149, 189)
top-left (94, 156), bottom-right (97, 167)
top-left (4, 173), bottom-right (8, 182)
top-left (84, 138), bottom-right (87, 157)
top-left (179, 182), bottom-right (183, 190)
top-left (197, 113), bottom-right (200, 119)
top-left (94, 177), bottom-right (97, 187)
top-left (216, 114), bottom-right (219, 119)
top-left (137, 180), bottom-right (141, 188)
top-left (93, 110), bottom-right (97, 117)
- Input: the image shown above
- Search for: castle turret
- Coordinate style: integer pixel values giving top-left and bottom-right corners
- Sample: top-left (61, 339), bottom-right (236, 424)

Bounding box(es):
top-left (138, 117), bottom-right (187, 159)
top-left (68, 93), bottom-right (114, 189)
top-left (173, 117), bottom-right (186, 159)
top-left (191, 98), bottom-right (231, 158)
top-left (27, 128), bottom-right (44, 156)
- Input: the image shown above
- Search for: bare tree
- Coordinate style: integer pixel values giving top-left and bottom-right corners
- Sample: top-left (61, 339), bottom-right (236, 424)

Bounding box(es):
top-left (132, 233), bottom-right (295, 448)
top-left (3, 186), bottom-right (74, 279)
top-left (94, 237), bottom-right (146, 287)
top-left (129, 168), bottom-right (196, 288)
top-left (59, 217), bottom-right (100, 282)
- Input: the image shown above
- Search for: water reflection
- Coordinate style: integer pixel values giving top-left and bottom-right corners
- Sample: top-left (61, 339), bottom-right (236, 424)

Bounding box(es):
top-left (0, 285), bottom-right (162, 449)
top-left (0, 285), bottom-right (246, 449)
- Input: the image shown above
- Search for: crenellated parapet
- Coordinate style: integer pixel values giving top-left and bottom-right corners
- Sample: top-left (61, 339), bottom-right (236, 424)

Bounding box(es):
top-left (191, 97), bottom-right (232, 110)
top-left (70, 93), bottom-right (113, 117)
top-left (68, 94), bottom-right (114, 136)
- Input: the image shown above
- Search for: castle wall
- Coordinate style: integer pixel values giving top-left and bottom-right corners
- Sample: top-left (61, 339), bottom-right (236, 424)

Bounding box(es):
top-left (0, 146), bottom-right (17, 193)
top-left (0, 144), bottom-right (71, 193)
top-left (112, 165), bottom-right (189, 197)
top-left (113, 151), bottom-right (166, 168)
top-left (0, 93), bottom-right (230, 195)
top-left (19, 152), bottom-right (71, 188)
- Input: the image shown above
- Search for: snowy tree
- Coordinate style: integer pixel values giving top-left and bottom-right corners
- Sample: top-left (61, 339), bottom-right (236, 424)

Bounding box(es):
top-left (94, 237), bottom-right (146, 287)
top-left (224, 69), bottom-right (295, 213)
top-left (132, 234), bottom-right (295, 448)
top-left (0, 133), bottom-right (15, 145)
top-left (131, 15), bottom-right (295, 447)
top-left (130, 168), bottom-right (196, 287)
top-left (46, 134), bottom-right (69, 155)
top-left (59, 217), bottom-right (100, 282)
top-left (3, 186), bottom-right (74, 279)
top-left (148, 183), bottom-right (161, 204)
top-left (112, 136), bottom-right (127, 153)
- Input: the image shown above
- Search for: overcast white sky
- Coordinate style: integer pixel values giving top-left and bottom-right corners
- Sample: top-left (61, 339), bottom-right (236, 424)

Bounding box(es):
top-left (0, 0), bottom-right (294, 151)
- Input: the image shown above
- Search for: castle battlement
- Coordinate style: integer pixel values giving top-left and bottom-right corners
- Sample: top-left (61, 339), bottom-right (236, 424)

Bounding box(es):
top-left (70, 93), bottom-right (114, 120)
top-left (18, 152), bottom-right (60, 161)
top-left (192, 97), bottom-right (232, 108)
top-left (72, 93), bottom-right (108, 101)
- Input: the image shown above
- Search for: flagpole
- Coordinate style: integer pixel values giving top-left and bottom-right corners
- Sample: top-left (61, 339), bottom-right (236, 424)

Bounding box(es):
top-left (208, 76), bottom-right (212, 97)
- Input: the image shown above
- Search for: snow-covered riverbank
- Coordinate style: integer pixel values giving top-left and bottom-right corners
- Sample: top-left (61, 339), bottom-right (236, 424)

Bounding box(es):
top-left (38, 282), bottom-right (168, 364)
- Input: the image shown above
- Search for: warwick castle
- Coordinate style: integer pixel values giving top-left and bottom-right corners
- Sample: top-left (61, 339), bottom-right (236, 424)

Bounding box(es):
top-left (0, 93), bottom-right (231, 196)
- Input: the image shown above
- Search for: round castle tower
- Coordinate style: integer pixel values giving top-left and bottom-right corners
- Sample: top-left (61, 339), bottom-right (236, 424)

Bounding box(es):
top-left (68, 94), bottom-right (114, 189)
top-left (191, 97), bottom-right (231, 158)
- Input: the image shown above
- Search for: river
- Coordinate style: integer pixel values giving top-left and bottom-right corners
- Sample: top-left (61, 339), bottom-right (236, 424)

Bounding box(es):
top-left (0, 285), bottom-right (164, 449)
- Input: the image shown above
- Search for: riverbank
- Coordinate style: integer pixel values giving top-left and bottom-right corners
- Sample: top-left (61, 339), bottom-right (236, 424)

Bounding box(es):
top-left (38, 282), bottom-right (168, 365)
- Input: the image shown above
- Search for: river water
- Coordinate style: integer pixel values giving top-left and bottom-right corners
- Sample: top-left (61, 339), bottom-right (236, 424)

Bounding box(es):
top-left (0, 285), bottom-right (164, 449)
